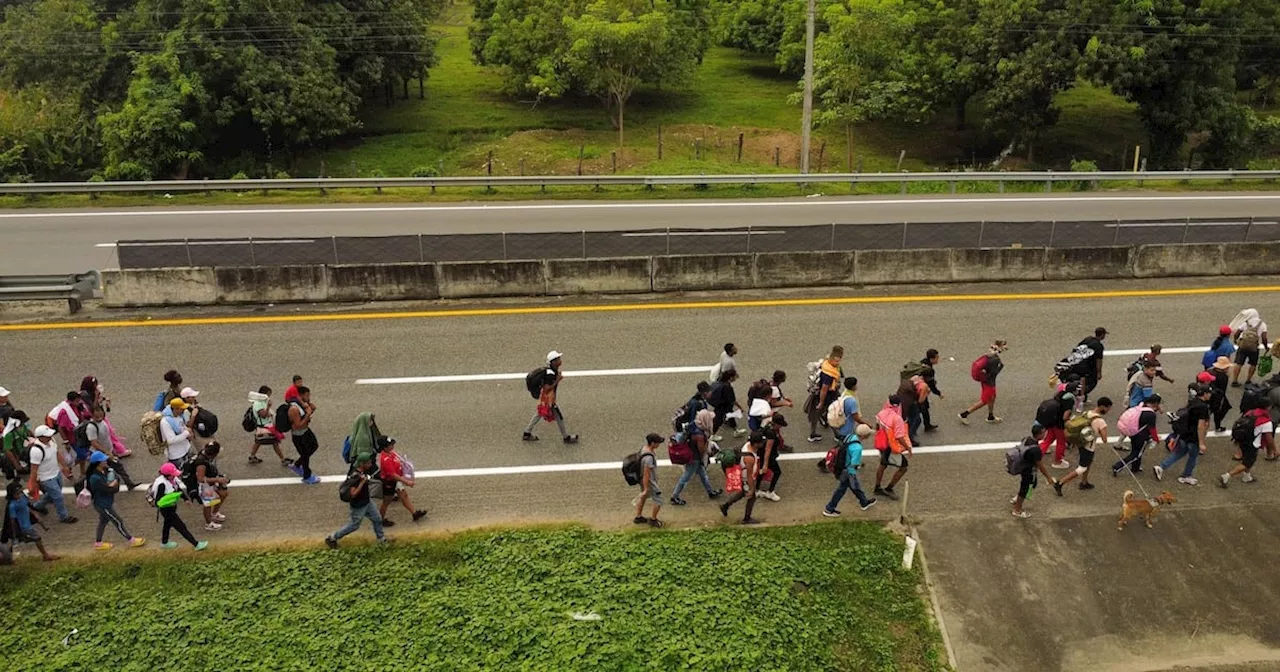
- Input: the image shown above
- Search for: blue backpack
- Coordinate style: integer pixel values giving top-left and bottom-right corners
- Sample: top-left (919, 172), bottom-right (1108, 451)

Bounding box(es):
top-left (152, 391), bottom-right (167, 412)
top-left (341, 436), bottom-right (352, 463)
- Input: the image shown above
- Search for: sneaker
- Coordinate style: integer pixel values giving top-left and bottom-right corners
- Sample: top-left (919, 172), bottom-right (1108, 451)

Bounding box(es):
top-left (1231, 381), bottom-right (1243, 388)
top-left (633, 516), bottom-right (648, 525)
top-left (860, 498), bottom-right (877, 511)
top-left (1219, 473), bottom-right (1230, 488)
top-left (412, 510), bottom-right (427, 522)
top-left (711, 434), bottom-right (724, 442)
top-left (248, 455), bottom-right (263, 464)
top-left (707, 489), bottom-right (723, 499)
top-left (161, 541), bottom-right (179, 550)
top-left (562, 434), bottom-right (580, 444)
top-left (718, 503), bottom-right (729, 517)
top-left (741, 517), bottom-right (761, 525)
top-left (878, 488), bottom-right (899, 501)
top-left (1079, 483), bottom-right (1095, 491)
top-left (288, 464), bottom-right (305, 476)
top-left (1012, 510), bottom-right (1030, 519)
top-left (128, 537), bottom-right (146, 548)
top-left (303, 475), bottom-right (321, 485)
top-left (205, 522), bottom-right (222, 531)
top-left (195, 541), bottom-right (209, 551)
top-left (958, 413), bottom-right (970, 426)
top-left (1009, 496), bottom-right (1018, 505)
top-left (522, 432), bottom-right (539, 442)
top-left (1153, 465), bottom-right (1164, 481)
top-left (733, 428), bottom-right (748, 437)
top-left (212, 513), bottom-right (226, 523)
top-left (670, 497), bottom-right (687, 506)
top-left (382, 519), bottom-right (397, 528)
top-left (761, 491), bottom-right (781, 502)
top-left (924, 425), bottom-right (940, 433)
top-left (986, 416), bottom-right (1003, 424)
top-left (324, 537), bottom-right (338, 549)
top-left (94, 542), bottom-right (113, 551)
top-left (1051, 460), bottom-right (1071, 470)
top-left (822, 509), bottom-right (841, 518)
top-left (808, 434), bottom-right (823, 443)
top-left (1177, 476), bottom-right (1199, 486)
top-left (60, 516), bottom-right (78, 524)
top-left (1243, 473), bottom-right (1258, 484)
top-left (1053, 481), bottom-right (1064, 497)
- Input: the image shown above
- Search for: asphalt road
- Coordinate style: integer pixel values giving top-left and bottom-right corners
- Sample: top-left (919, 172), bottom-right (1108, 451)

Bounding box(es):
top-left (6, 191), bottom-right (1280, 273)
top-left (2, 277), bottom-right (1278, 557)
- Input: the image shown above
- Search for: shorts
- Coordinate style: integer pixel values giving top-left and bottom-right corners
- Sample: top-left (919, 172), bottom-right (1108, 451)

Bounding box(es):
top-left (1018, 471), bottom-right (1035, 499)
top-left (1241, 445), bottom-right (1259, 469)
top-left (980, 383), bottom-right (997, 406)
top-left (380, 480), bottom-right (403, 499)
top-left (641, 485), bottom-right (665, 507)
top-left (1076, 448), bottom-right (1096, 469)
top-left (879, 449), bottom-right (908, 469)
top-left (73, 445), bottom-right (91, 461)
top-left (1235, 348), bottom-right (1260, 367)
top-left (16, 527), bottom-right (40, 544)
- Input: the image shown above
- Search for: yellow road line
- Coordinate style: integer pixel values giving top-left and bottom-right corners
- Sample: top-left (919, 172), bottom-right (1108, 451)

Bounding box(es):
top-left (2, 284), bottom-right (1277, 332)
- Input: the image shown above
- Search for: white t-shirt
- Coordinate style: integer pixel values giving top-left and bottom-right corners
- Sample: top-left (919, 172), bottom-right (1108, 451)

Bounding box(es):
top-left (1255, 420), bottom-right (1274, 449)
top-left (749, 398), bottom-right (772, 419)
top-left (160, 414), bottom-right (192, 461)
top-left (29, 441), bottom-right (62, 481)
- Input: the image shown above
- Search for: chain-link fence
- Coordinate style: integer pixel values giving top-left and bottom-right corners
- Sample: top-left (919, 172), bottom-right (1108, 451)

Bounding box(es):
top-left (115, 218), bottom-right (1280, 269)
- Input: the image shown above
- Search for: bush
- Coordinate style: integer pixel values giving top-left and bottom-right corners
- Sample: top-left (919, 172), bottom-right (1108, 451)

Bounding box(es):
top-left (273, 170), bottom-right (291, 180)
top-left (102, 161), bottom-right (152, 181)
top-left (1070, 158), bottom-right (1099, 191)
top-left (229, 171), bottom-right (250, 180)
top-left (411, 165), bottom-right (440, 177)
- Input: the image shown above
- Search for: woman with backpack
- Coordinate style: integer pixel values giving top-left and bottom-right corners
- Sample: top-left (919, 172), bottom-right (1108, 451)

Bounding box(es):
top-left (185, 442), bottom-right (230, 531)
top-left (154, 370), bottom-right (185, 412)
top-left (80, 376), bottom-right (131, 459)
top-left (87, 452), bottom-right (144, 551)
top-left (149, 462), bottom-right (207, 551)
top-left (709, 370), bottom-right (745, 442)
top-left (1229, 309), bottom-right (1270, 387)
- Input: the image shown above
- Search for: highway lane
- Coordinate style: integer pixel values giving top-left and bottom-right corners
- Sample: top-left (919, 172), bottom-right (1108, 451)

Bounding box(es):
top-left (2, 278), bottom-right (1278, 555)
top-left (6, 191), bottom-right (1280, 273)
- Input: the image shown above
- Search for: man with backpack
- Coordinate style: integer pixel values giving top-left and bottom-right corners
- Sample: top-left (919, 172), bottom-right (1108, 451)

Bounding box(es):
top-left (822, 423), bottom-right (877, 517)
top-left (286, 386), bottom-right (322, 485)
top-left (1054, 397), bottom-right (1111, 494)
top-left (522, 351), bottom-right (579, 444)
top-left (709, 343), bottom-right (738, 383)
top-left (1058, 327), bottom-right (1107, 397)
top-left (873, 396), bottom-right (912, 501)
top-left (1036, 392), bottom-right (1075, 471)
top-left (1229, 309), bottom-right (1269, 388)
top-left (806, 346), bottom-right (845, 442)
top-left (918, 350), bottom-right (944, 432)
top-left (1125, 362), bottom-right (1159, 410)
top-left (815, 376), bottom-right (866, 473)
top-left (1155, 384), bottom-right (1212, 486)
top-left (959, 341), bottom-right (1006, 425)
top-left (1220, 400), bottom-right (1273, 488)
top-left (632, 433), bottom-right (665, 528)
top-left (670, 383), bottom-right (721, 506)
top-left (897, 373), bottom-right (929, 446)
top-left (1113, 394), bottom-right (1162, 476)
top-left (324, 456), bottom-right (387, 548)
top-left (25, 425), bottom-right (77, 525)
top-left (1009, 424), bottom-right (1056, 519)
top-left (709, 370), bottom-right (746, 441)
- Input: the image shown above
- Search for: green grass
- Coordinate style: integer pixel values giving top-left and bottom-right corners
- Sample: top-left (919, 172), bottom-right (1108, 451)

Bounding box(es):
top-left (0, 523), bottom-right (947, 671)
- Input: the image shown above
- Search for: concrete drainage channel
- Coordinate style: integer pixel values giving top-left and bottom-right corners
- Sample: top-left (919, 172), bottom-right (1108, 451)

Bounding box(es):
top-left (97, 241), bottom-right (1280, 307)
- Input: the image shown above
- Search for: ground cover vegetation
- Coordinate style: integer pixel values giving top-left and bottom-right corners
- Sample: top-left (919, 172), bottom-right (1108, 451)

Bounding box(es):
top-left (2, 0), bottom-right (1279, 183)
top-left (0, 523), bottom-right (947, 671)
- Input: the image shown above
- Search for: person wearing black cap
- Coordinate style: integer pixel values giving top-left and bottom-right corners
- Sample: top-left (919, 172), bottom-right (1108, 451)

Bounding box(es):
top-left (1011, 424), bottom-right (1055, 519)
top-left (1154, 384), bottom-right (1211, 486)
top-left (377, 437), bottom-right (426, 526)
top-left (719, 432), bottom-right (764, 524)
top-left (1113, 394), bottom-right (1162, 476)
top-left (755, 413), bottom-right (788, 502)
top-left (1077, 327), bottom-right (1108, 396)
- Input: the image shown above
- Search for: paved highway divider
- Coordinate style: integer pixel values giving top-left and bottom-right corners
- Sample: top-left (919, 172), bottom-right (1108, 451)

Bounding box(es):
top-left (100, 241), bottom-right (1280, 307)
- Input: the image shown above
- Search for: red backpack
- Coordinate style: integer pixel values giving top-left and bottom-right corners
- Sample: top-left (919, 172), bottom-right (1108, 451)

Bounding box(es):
top-left (970, 355), bottom-right (988, 382)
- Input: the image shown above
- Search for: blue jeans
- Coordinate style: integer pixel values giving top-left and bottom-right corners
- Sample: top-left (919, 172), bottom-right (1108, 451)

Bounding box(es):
top-left (37, 474), bottom-right (72, 521)
top-left (1159, 437), bottom-right (1200, 478)
top-left (906, 408), bottom-right (923, 442)
top-left (825, 471), bottom-right (870, 512)
top-left (671, 461), bottom-right (715, 499)
top-left (331, 501), bottom-right (385, 541)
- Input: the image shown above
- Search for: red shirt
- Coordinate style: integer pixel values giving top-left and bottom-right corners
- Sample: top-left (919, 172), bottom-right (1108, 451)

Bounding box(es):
top-left (379, 451), bottom-right (403, 480)
top-left (284, 385), bottom-right (300, 403)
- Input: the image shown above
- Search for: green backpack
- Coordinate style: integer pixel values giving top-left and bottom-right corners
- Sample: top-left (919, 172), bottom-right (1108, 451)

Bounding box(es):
top-left (1064, 413), bottom-right (1095, 446)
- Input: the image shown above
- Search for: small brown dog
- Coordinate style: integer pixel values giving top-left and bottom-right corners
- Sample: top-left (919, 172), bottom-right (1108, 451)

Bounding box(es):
top-left (1118, 490), bottom-right (1176, 530)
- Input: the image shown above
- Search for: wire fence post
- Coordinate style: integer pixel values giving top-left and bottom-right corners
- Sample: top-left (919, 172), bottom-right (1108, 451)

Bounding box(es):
top-left (1181, 218), bottom-right (1191, 244)
top-left (501, 232), bottom-right (508, 260)
top-left (829, 223), bottom-right (836, 251)
top-left (330, 236), bottom-right (339, 264)
top-left (901, 222), bottom-right (909, 248)
top-left (1112, 219), bottom-right (1121, 245)
top-left (998, 180), bottom-right (1005, 194)
top-left (977, 221), bottom-right (985, 248)
top-left (185, 239), bottom-right (193, 267)
top-left (418, 235), bottom-right (425, 262)
top-left (1244, 216), bottom-right (1254, 242)
top-left (1048, 221), bottom-right (1057, 248)
top-left (581, 230), bottom-right (587, 258)
top-left (249, 237), bottom-right (256, 266)
top-left (665, 227), bottom-right (671, 256)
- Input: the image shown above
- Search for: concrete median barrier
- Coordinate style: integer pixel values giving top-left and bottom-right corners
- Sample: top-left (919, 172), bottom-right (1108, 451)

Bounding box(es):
top-left (546, 257), bottom-right (652, 295)
top-left (1133, 243), bottom-right (1226, 278)
top-left (1043, 246), bottom-right (1135, 280)
top-left (327, 263), bottom-right (439, 302)
top-left (1220, 241), bottom-right (1280, 276)
top-left (950, 247), bottom-right (1046, 282)
top-left (652, 254), bottom-right (755, 292)
top-left (215, 265), bottom-right (329, 304)
top-left (102, 267), bottom-right (218, 307)
top-left (753, 251), bottom-right (856, 288)
top-left (436, 260), bottom-right (546, 299)
top-left (854, 248), bottom-right (952, 285)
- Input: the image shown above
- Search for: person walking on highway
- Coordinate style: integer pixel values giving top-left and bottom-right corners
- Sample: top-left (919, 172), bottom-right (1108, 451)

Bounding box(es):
top-left (1134, 345), bottom-right (1175, 385)
top-left (754, 413), bottom-right (787, 502)
top-left (709, 343), bottom-right (738, 383)
top-left (285, 375), bottom-right (304, 404)
top-left (377, 437), bottom-right (426, 526)
top-left (873, 396), bottom-right (912, 501)
top-left (1113, 394), bottom-right (1162, 476)
top-left (325, 457), bottom-right (387, 548)
top-left (1207, 357), bottom-right (1233, 433)
top-left (898, 372), bottom-right (929, 446)
top-left (153, 370), bottom-right (185, 411)
top-left (1011, 424), bottom-right (1055, 519)
top-left (959, 341), bottom-right (1006, 425)
top-left (806, 346), bottom-right (845, 442)
top-left (633, 433), bottom-right (665, 528)
top-left (1054, 397), bottom-right (1111, 493)
top-left (5, 481), bottom-right (58, 562)
top-left (1125, 362), bottom-right (1159, 410)
top-left (920, 350), bottom-right (944, 432)
top-left (769, 370), bottom-right (793, 410)
top-left (1220, 400), bottom-right (1273, 489)
top-left (1229, 309), bottom-right (1270, 387)
top-left (160, 398), bottom-right (194, 470)
top-left (1060, 328), bottom-right (1107, 397)
top-left (671, 386), bottom-right (722, 506)
top-left (149, 462), bottom-right (207, 550)
top-left (184, 441), bottom-right (230, 531)
top-left (522, 351), bottom-right (579, 444)
top-left (87, 452), bottom-right (144, 551)
top-left (1036, 392), bottom-right (1075, 471)
top-left (287, 386), bottom-right (322, 484)
top-left (1155, 384), bottom-right (1212, 486)
top-left (709, 369), bottom-right (746, 441)
top-left (26, 425), bottom-right (77, 525)
top-left (1202, 325), bottom-right (1237, 369)
top-left (818, 376), bottom-right (867, 473)
top-left (86, 405), bottom-right (139, 490)
top-left (247, 386), bottom-right (289, 467)
top-left (719, 432), bottom-right (764, 524)
top-left (822, 423), bottom-right (877, 517)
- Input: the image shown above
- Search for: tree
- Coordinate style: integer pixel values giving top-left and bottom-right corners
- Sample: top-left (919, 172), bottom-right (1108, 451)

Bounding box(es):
top-left (476, 0), bottom-right (590, 97)
top-left (97, 47), bottom-right (210, 179)
top-left (565, 0), bottom-right (693, 146)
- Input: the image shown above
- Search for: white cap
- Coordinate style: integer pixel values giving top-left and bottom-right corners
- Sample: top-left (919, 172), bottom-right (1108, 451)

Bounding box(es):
top-left (546, 350), bottom-right (564, 363)
top-left (34, 425), bottom-right (57, 438)
top-left (180, 387), bottom-right (200, 398)
top-left (0, 386), bottom-right (10, 397)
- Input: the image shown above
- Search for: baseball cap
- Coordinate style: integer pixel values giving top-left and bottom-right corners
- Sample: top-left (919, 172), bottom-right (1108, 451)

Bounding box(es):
top-left (34, 425), bottom-right (56, 438)
top-left (0, 386), bottom-right (9, 397)
top-left (1095, 327), bottom-right (1108, 337)
top-left (160, 462), bottom-right (181, 478)
top-left (1147, 393), bottom-right (1162, 405)
top-left (770, 413), bottom-right (788, 427)
top-left (645, 432), bottom-right (665, 445)
top-left (180, 387), bottom-right (199, 398)
top-left (169, 398), bottom-right (188, 411)
top-left (547, 350), bottom-right (564, 363)
top-left (88, 452), bottom-right (109, 464)
top-left (1219, 325), bottom-right (1233, 336)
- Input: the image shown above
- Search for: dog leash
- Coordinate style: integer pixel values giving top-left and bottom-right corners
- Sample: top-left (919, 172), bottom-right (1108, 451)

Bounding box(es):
top-left (1114, 435), bottom-right (1156, 502)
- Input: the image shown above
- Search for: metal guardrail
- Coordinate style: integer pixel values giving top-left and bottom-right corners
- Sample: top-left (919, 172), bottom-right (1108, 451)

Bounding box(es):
top-left (0, 271), bottom-right (101, 313)
top-left (3, 170), bottom-right (1280, 195)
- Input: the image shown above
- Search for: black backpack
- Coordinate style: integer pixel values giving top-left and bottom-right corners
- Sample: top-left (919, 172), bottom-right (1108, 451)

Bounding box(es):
top-left (180, 458), bottom-right (206, 492)
top-left (1168, 407), bottom-right (1191, 436)
top-left (73, 420), bottom-right (91, 449)
top-left (525, 369), bottom-right (546, 399)
top-left (1241, 384), bottom-right (1268, 413)
top-left (274, 403), bottom-right (293, 433)
top-left (1231, 412), bottom-right (1258, 446)
top-left (194, 408), bottom-right (218, 438)
top-left (338, 474), bottom-right (361, 503)
top-left (241, 406), bottom-right (256, 433)
top-left (622, 452), bottom-right (643, 486)
top-left (1125, 357), bottom-right (1144, 381)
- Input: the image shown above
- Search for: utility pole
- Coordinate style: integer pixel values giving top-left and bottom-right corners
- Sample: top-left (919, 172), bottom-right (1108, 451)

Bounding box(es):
top-left (800, 0), bottom-right (816, 174)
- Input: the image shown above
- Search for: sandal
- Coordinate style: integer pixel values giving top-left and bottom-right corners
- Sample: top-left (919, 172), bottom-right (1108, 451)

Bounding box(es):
top-left (248, 455), bottom-right (263, 464)
top-left (1011, 510), bottom-right (1030, 519)
top-left (648, 519), bottom-right (664, 528)
top-left (633, 516), bottom-right (648, 525)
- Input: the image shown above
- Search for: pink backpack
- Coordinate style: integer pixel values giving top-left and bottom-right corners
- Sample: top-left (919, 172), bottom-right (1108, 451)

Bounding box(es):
top-left (1116, 405), bottom-right (1143, 437)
